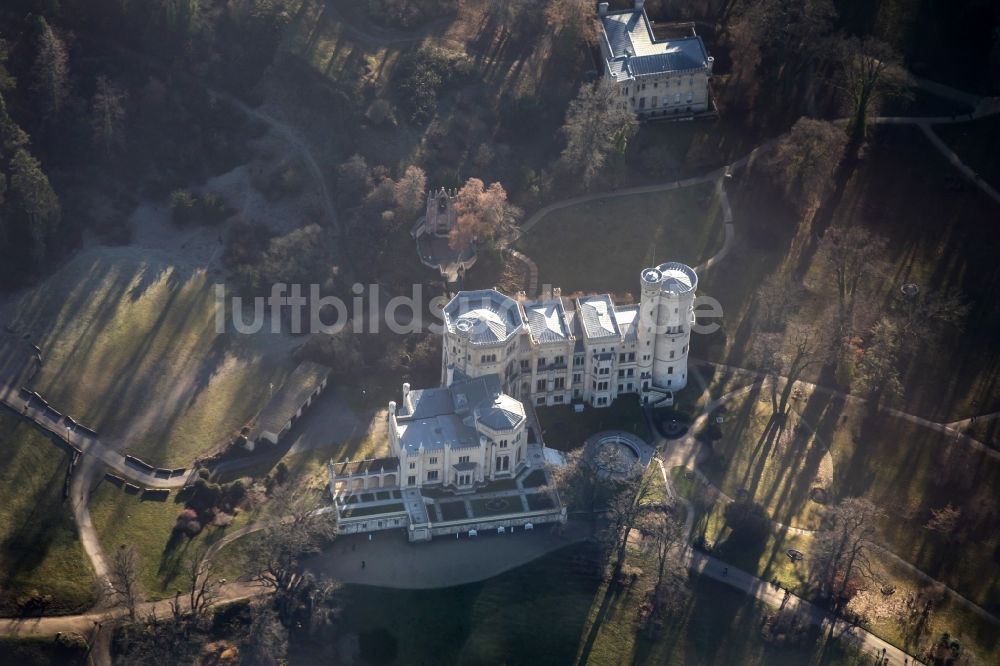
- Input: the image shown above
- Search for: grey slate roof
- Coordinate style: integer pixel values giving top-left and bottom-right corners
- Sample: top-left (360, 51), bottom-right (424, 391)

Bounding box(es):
top-left (396, 375), bottom-right (524, 453)
top-left (523, 298), bottom-right (572, 344)
top-left (601, 9), bottom-right (710, 82)
top-left (476, 393), bottom-right (524, 432)
top-left (614, 305), bottom-right (640, 343)
top-left (577, 295), bottom-right (621, 340)
top-left (443, 289), bottom-right (524, 345)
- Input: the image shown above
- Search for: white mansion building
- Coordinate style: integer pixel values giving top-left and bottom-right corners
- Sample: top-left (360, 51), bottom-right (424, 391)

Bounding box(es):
top-left (329, 263), bottom-right (697, 540)
top-left (443, 262), bottom-right (698, 410)
top-left (598, 0), bottom-right (714, 119)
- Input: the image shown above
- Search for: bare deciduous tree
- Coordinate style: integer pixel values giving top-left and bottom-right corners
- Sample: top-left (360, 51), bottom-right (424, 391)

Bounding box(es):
top-left (852, 316), bottom-right (903, 407)
top-left (641, 508), bottom-right (685, 592)
top-left (185, 546), bottom-right (220, 618)
top-left (109, 544), bottom-right (142, 622)
top-left (725, 0), bottom-right (837, 108)
top-left (754, 273), bottom-right (804, 332)
top-left (240, 601), bottom-right (289, 666)
top-left (544, 0), bottom-right (600, 44)
top-left (557, 80), bottom-right (637, 189)
top-left (336, 153), bottom-right (372, 207)
top-left (893, 286), bottom-right (969, 347)
top-left (812, 497), bottom-right (883, 610)
top-left (816, 225), bottom-right (888, 336)
top-left (762, 117), bottom-right (848, 214)
top-left (833, 37), bottom-right (910, 140)
top-left (756, 315), bottom-right (835, 416)
top-left (924, 503), bottom-right (962, 539)
top-left (605, 468), bottom-right (659, 575)
top-left (550, 445), bottom-right (630, 536)
top-left (245, 485), bottom-right (337, 622)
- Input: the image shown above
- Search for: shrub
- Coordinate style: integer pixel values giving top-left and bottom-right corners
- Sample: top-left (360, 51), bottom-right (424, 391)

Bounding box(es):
top-left (274, 461), bottom-right (289, 485)
top-left (723, 500), bottom-right (770, 546)
top-left (393, 47), bottom-right (471, 124)
top-left (170, 190), bottom-right (197, 225)
top-left (223, 479), bottom-right (247, 507)
top-left (197, 193), bottom-right (228, 225)
top-left (170, 190), bottom-right (230, 227)
top-left (188, 478), bottom-right (223, 513)
top-left (183, 519), bottom-right (202, 537)
top-left (56, 632), bottom-right (89, 651)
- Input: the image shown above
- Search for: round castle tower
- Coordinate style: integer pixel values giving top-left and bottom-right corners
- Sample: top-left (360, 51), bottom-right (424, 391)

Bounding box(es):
top-left (637, 262), bottom-right (698, 403)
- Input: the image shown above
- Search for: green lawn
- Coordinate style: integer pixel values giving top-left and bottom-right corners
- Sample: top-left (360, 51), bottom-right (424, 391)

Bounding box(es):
top-left (88, 478), bottom-right (259, 600)
top-left (517, 184), bottom-right (724, 299)
top-left (0, 414), bottom-right (95, 616)
top-left (684, 377), bottom-right (1000, 662)
top-left (702, 384), bottom-right (829, 531)
top-left (701, 381), bottom-right (1000, 611)
top-left (699, 125), bottom-right (1000, 422)
top-left (5, 247), bottom-right (297, 467)
top-left (293, 541), bottom-right (860, 665)
top-left (536, 397), bottom-right (651, 452)
top-left (816, 400), bottom-right (1000, 612)
top-left (669, 465), bottom-right (1000, 664)
top-left (341, 503), bottom-right (405, 518)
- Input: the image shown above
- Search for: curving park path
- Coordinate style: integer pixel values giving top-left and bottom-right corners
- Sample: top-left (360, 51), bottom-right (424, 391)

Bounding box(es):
top-left (2, 67), bottom-right (1000, 664)
top-left (0, 382), bottom-right (192, 489)
top-left (653, 367), bottom-right (1000, 633)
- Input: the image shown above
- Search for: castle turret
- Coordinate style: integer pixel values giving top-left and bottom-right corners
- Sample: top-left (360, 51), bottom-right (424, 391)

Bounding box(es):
top-left (637, 262), bottom-right (697, 404)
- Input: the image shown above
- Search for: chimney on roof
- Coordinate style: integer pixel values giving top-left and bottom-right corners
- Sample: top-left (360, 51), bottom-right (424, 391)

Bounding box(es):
top-left (634, 0), bottom-right (645, 11)
top-left (598, 2), bottom-right (609, 16)
top-left (402, 382), bottom-right (413, 413)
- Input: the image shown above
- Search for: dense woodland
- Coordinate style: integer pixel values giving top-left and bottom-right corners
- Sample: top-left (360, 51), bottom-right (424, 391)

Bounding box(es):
top-left (0, 0), bottom-right (997, 292)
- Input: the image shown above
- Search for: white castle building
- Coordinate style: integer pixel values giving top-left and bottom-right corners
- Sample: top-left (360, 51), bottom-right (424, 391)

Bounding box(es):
top-left (598, 0), bottom-right (714, 119)
top-left (328, 263), bottom-right (696, 540)
top-left (442, 262), bottom-right (698, 410)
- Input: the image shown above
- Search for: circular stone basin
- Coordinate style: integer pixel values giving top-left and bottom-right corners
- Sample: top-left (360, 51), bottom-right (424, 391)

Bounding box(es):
top-left (901, 283), bottom-right (920, 297)
top-left (594, 438), bottom-right (640, 476)
top-left (786, 549), bottom-right (804, 562)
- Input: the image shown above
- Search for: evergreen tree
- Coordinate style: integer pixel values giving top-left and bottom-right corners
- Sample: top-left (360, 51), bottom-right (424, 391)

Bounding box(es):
top-left (9, 148), bottom-right (61, 265)
top-left (29, 16), bottom-right (70, 120)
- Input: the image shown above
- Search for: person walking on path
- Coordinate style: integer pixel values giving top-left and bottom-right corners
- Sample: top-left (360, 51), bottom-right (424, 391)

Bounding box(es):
top-left (361, 560), bottom-right (366, 569)
top-left (722, 567), bottom-right (728, 577)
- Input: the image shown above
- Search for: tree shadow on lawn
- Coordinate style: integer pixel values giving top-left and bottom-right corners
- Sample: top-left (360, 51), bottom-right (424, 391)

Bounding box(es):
top-left (705, 380), bottom-right (762, 481)
top-left (753, 385), bottom-right (842, 527)
top-left (704, 175), bottom-right (799, 370)
top-left (832, 412), bottom-right (1000, 605)
top-left (0, 456), bottom-right (75, 594)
